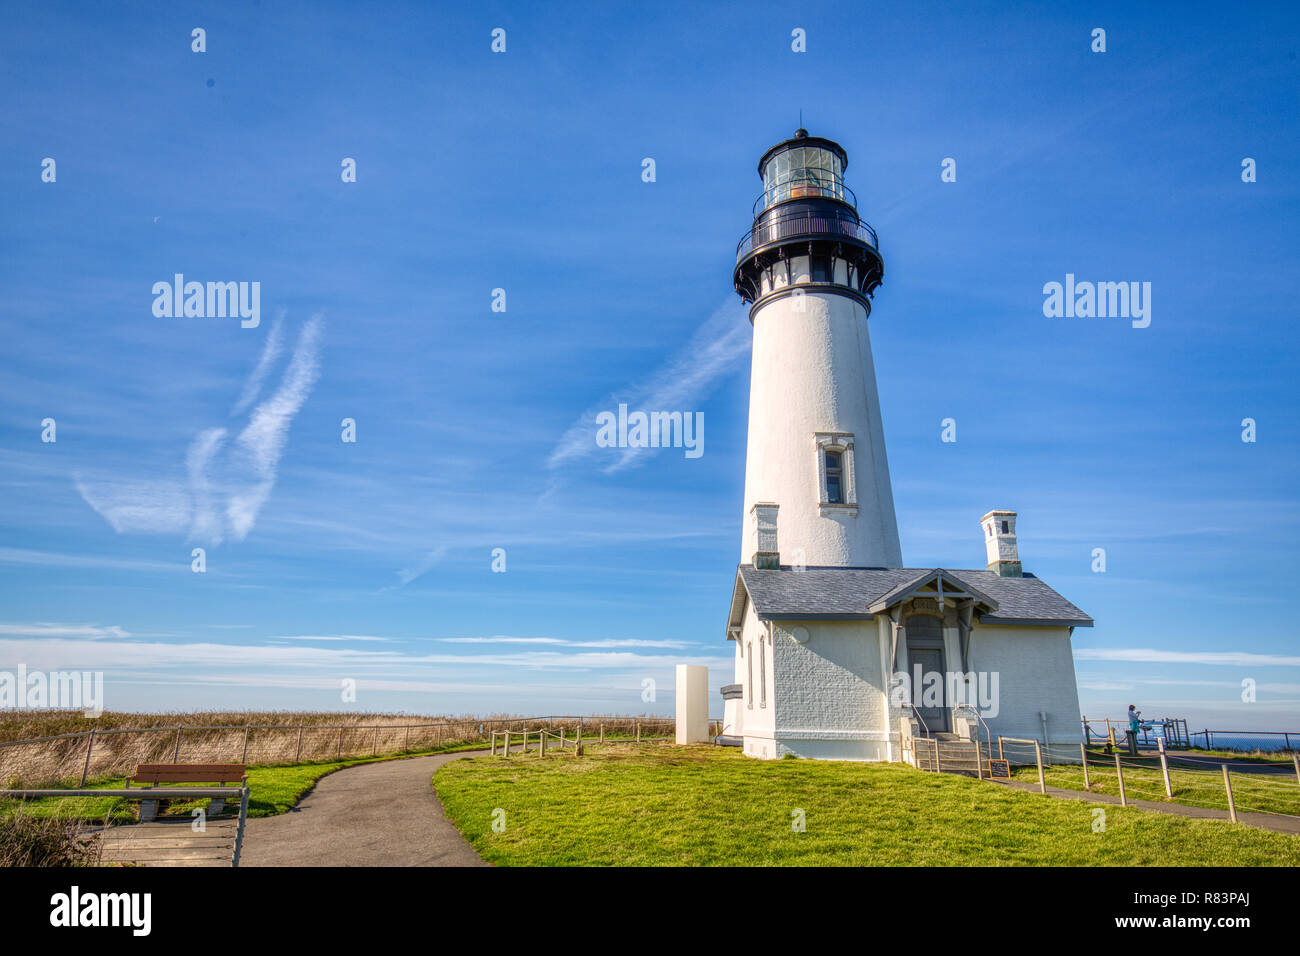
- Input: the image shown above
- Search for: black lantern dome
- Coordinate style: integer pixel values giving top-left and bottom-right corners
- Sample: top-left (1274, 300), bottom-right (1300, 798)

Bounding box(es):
top-left (734, 129), bottom-right (884, 310)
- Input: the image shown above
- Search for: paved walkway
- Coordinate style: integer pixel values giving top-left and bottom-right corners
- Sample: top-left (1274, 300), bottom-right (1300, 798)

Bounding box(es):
top-left (994, 779), bottom-right (1300, 836)
top-left (242, 751), bottom-right (488, 867)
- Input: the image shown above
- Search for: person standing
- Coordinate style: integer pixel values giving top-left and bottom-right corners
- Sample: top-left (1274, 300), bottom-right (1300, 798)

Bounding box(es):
top-left (1126, 704), bottom-right (1142, 755)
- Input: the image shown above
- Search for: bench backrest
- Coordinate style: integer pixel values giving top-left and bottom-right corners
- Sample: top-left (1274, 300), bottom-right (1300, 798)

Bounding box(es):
top-left (130, 763), bottom-right (247, 786)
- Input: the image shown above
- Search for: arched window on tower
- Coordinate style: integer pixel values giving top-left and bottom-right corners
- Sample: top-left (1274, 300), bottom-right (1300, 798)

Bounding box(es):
top-left (825, 450), bottom-right (843, 504)
top-left (815, 433), bottom-right (858, 514)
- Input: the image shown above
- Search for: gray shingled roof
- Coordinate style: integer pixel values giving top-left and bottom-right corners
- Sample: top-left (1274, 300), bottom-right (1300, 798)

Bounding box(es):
top-left (733, 565), bottom-right (1092, 627)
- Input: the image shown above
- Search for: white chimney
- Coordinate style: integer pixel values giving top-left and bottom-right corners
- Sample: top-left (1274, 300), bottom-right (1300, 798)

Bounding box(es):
top-left (981, 510), bottom-right (1021, 577)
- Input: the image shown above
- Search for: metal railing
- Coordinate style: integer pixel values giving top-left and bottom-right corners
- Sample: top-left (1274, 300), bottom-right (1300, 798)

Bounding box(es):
top-left (0, 785), bottom-right (250, 867)
top-left (1082, 716), bottom-right (1297, 752)
top-left (736, 210), bottom-right (879, 262)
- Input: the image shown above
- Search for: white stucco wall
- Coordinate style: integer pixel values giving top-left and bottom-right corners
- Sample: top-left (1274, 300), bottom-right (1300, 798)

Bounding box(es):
top-left (739, 286), bottom-right (902, 568)
top-left (966, 623), bottom-right (1083, 751)
top-left (768, 618), bottom-right (891, 761)
top-left (737, 597), bottom-right (776, 758)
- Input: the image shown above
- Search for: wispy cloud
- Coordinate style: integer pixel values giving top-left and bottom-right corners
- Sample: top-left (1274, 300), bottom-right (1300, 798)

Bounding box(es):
top-left (393, 546), bottom-right (448, 587)
top-left (437, 636), bottom-right (692, 649)
top-left (547, 298), bottom-right (749, 474)
top-left (270, 635), bottom-right (394, 643)
top-left (230, 312), bottom-right (285, 415)
top-left (76, 315), bottom-right (324, 544)
top-left (1076, 648), bottom-right (1300, 668)
top-left (0, 623), bottom-right (131, 640)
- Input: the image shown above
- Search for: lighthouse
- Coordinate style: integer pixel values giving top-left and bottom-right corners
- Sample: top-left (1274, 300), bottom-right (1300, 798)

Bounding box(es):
top-left (720, 132), bottom-right (1091, 762)
top-left (733, 130), bottom-right (902, 570)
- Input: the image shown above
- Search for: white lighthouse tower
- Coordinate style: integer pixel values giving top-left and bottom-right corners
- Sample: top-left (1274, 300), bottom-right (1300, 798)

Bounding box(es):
top-left (734, 130), bottom-right (902, 569)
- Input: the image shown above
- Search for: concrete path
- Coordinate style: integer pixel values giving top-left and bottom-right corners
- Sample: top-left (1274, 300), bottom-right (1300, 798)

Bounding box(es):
top-left (994, 778), bottom-right (1300, 836)
top-left (242, 751), bottom-right (488, 867)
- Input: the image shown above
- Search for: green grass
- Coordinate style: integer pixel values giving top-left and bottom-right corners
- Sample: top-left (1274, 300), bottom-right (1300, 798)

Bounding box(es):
top-left (433, 744), bottom-right (1300, 866)
top-left (1010, 759), bottom-right (1300, 818)
top-left (0, 741), bottom-right (490, 823)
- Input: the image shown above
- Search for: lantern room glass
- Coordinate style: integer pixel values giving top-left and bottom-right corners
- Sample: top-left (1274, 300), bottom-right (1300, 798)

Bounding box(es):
top-left (761, 146), bottom-right (845, 208)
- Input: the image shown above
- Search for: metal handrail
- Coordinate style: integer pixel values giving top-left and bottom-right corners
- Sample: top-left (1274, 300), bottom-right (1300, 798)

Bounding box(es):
top-left (754, 167), bottom-right (856, 216)
top-left (910, 704), bottom-right (930, 738)
top-left (736, 210), bottom-right (879, 263)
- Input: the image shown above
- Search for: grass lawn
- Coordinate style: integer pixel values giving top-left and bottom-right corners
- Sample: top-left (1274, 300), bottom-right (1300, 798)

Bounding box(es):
top-left (434, 744), bottom-right (1300, 866)
top-left (0, 741), bottom-right (489, 823)
top-left (1010, 759), bottom-right (1300, 818)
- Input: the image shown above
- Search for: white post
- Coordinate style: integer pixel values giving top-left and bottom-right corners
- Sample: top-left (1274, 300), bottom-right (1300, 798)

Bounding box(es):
top-left (1158, 736), bottom-right (1172, 798)
top-left (1033, 741), bottom-right (1046, 794)
top-left (675, 664), bottom-right (709, 744)
top-left (1222, 765), bottom-right (1237, 823)
top-left (1114, 752), bottom-right (1127, 807)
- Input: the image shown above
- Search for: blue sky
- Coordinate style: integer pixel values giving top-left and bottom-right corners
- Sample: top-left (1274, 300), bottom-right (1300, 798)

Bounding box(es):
top-left (1, 1), bottom-right (1297, 729)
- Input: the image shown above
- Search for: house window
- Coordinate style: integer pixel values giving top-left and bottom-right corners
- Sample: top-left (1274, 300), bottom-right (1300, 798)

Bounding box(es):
top-left (1001, 521), bottom-right (1009, 534)
top-left (759, 638), bottom-right (767, 708)
top-left (746, 642), bottom-right (753, 709)
top-left (824, 450), bottom-right (843, 503)
top-left (811, 256), bottom-right (832, 283)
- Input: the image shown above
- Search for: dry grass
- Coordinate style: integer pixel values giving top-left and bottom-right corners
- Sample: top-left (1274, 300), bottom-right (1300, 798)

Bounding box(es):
top-left (0, 711), bottom-right (679, 788)
top-left (0, 809), bottom-right (104, 866)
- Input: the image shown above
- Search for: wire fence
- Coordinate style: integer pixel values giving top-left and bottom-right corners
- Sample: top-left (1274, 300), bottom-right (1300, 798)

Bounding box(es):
top-left (0, 715), bottom-right (714, 788)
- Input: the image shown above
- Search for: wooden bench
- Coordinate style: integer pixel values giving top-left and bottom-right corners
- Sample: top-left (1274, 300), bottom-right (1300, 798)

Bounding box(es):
top-left (126, 764), bottom-right (247, 822)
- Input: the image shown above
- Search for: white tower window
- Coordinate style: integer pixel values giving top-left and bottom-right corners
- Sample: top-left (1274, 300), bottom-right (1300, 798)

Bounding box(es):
top-left (815, 432), bottom-right (858, 514)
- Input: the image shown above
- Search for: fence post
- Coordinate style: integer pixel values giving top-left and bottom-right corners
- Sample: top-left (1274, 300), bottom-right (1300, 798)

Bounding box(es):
top-left (636, 722), bottom-right (641, 743)
top-left (1292, 753), bottom-right (1299, 786)
top-left (242, 727), bottom-right (250, 764)
top-left (295, 726), bottom-right (303, 762)
top-left (1157, 736), bottom-right (1172, 798)
top-left (1222, 764), bottom-right (1237, 823)
top-left (405, 725), bottom-right (410, 752)
top-left (1033, 741), bottom-right (1046, 794)
top-left (975, 741), bottom-right (983, 780)
top-left (79, 730), bottom-right (96, 787)
top-left (1114, 752), bottom-right (1127, 807)
top-left (560, 728), bottom-right (566, 749)
top-left (336, 728), bottom-right (343, 759)
top-left (600, 723), bottom-right (605, 744)
top-left (539, 731), bottom-right (546, 757)
top-left (173, 727), bottom-right (183, 763)
top-left (372, 727), bottom-right (379, 757)
top-left (998, 736), bottom-right (1004, 761)
top-left (504, 730), bottom-right (510, 755)
top-left (1081, 743), bottom-right (1090, 789)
